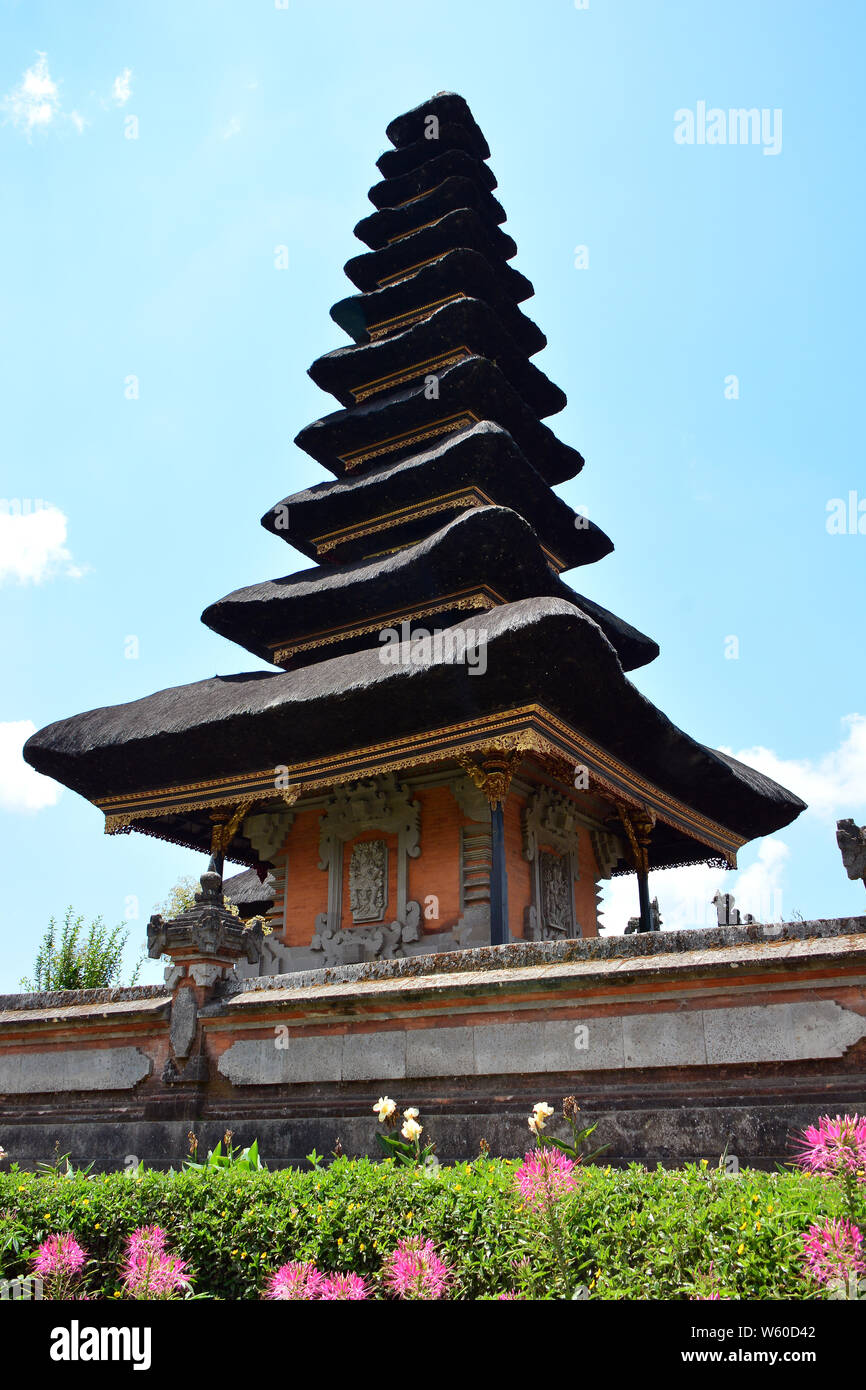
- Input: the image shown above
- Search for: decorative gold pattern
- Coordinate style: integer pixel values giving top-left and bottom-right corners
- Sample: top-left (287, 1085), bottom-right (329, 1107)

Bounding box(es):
top-left (376, 254), bottom-right (452, 288)
top-left (609, 802), bottom-right (657, 875)
top-left (340, 413), bottom-right (479, 471)
top-left (457, 749), bottom-right (524, 809)
top-left (391, 180), bottom-right (446, 210)
top-left (97, 704), bottom-right (745, 865)
top-left (271, 591), bottom-right (499, 666)
top-left (312, 488), bottom-right (493, 555)
top-left (387, 217), bottom-right (451, 246)
top-left (367, 294), bottom-right (468, 340)
top-left (350, 348), bottom-right (472, 402)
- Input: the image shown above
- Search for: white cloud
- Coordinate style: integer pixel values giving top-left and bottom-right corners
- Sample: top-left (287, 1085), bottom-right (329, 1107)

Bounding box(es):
top-left (720, 715), bottom-right (866, 821)
top-left (223, 115), bottom-right (242, 139)
top-left (69, 110), bottom-right (87, 134)
top-left (599, 715), bottom-right (866, 933)
top-left (0, 504), bottom-right (87, 585)
top-left (112, 68), bottom-right (133, 105)
top-left (0, 721), bottom-right (61, 813)
top-left (2, 53), bottom-right (60, 134)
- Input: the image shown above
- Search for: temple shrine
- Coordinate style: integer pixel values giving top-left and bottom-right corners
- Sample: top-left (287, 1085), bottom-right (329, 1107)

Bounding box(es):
top-left (24, 92), bottom-right (805, 975)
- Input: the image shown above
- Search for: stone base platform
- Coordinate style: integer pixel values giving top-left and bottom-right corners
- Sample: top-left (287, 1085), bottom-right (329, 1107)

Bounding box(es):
top-left (1, 918), bottom-right (864, 1171)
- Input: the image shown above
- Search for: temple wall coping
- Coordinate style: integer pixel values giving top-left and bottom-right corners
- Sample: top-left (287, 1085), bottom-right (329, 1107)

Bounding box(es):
top-left (230, 916), bottom-right (866, 997)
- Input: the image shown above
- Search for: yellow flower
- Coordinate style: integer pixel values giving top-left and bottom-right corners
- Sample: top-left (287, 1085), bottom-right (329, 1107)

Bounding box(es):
top-left (359, 1243), bottom-right (366, 1252)
top-left (737, 1243), bottom-right (745, 1254)
top-left (337, 1238), bottom-right (343, 1247)
top-left (532, 1101), bottom-right (554, 1118)
top-left (740, 1222), bottom-right (747, 1230)
top-left (113, 1290), bottom-right (122, 1298)
top-left (406, 1211), bottom-right (413, 1220)
top-left (94, 1223), bottom-right (101, 1230)
top-left (17, 1185), bottom-right (25, 1192)
top-left (241, 1252), bottom-right (247, 1260)
top-left (755, 1222), bottom-right (762, 1232)
top-left (454, 1184), bottom-right (461, 1192)
top-left (767, 1203), bottom-right (773, 1215)
top-left (231, 1248), bottom-right (238, 1256)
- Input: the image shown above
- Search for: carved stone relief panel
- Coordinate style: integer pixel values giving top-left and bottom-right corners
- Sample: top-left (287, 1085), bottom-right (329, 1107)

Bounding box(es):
top-left (522, 787), bottom-right (581, 940)
top-left (349, 839), bottom-right (388, 923)
top-left (310, 774), bottom-right (421, 966)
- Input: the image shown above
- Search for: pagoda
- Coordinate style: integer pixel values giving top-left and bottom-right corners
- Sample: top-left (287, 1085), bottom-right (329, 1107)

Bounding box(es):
top-left (25, 93), bottom-right (805, 973)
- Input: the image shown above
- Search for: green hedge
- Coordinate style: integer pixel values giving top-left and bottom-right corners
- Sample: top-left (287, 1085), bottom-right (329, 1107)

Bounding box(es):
top-left (0, 1159), bottom-right (848, 1299)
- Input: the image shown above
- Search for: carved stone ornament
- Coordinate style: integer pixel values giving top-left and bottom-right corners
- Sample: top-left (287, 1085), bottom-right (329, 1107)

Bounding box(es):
top-left (522, 787), bottom-right (581, 940)
top-left (243, 807), bottom-right (295, 862)
top-left (837, 818), bottom-right (866, 887)
top-left (591, 827), bottom-right (625, 880)
top-left (349, 839), bottom-right (388, 923)
top-left (311, 774), bottom-right (421, 964)
top-left (147, 870), bottom-right (263, 969)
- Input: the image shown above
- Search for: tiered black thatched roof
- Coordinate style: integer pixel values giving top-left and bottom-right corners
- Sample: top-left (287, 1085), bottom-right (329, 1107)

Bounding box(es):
top-left (24, 91), bottom-right (805, 871)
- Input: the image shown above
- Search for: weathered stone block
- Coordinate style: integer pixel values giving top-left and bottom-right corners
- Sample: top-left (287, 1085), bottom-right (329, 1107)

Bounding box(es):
top-left (406, 1026), bottom-right (473, 1077)
top-left (0, 1048), bottom-right (150, 1094)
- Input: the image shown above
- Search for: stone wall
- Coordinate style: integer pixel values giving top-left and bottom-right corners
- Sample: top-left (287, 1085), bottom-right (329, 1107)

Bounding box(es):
top-left (1, 918), bottom-right (864, 1171)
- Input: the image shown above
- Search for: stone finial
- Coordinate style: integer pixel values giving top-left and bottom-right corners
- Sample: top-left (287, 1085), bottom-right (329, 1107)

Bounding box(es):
top-left (147, 869), bottom-right (264, 972)
top-left (626, 896), bottom-right (662, 934)
top-left (837, 819), bottom-right (866, 888)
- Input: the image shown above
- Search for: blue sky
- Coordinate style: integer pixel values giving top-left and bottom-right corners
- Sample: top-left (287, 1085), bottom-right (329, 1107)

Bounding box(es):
top-left (1, 0), bottom-right (864, 988)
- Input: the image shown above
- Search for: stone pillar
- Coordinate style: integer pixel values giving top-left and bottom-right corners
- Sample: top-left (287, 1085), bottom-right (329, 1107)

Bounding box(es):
top-left (147, 869), bottom-right (263, 1085)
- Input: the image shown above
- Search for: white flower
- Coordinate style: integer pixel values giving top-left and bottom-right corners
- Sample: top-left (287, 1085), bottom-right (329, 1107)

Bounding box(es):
top-left (373, 1097), bottom-right (396, 1122)
top-left (403, 1107), bottom-right (419, 1119)
top-left (401, 1117), bottom-right (423, 1142)
top-left (528, 1101), bottom-right (554, 1132)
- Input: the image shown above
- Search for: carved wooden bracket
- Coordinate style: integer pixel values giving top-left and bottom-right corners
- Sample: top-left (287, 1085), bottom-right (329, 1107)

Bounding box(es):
top-left (609, 801), bottom-right (657, 875)
top-left (457, 749), bottom-right (523, 809)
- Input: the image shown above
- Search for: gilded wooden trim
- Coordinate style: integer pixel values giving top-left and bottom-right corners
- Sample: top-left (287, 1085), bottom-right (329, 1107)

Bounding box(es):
top-left (367, 293), bottom-right (467, 340)
top-left (350, 348), bottom-right (472, 402)
top-left (312, 488), bottom-right (494, 555)
top-left (376, 254), bottom-right (451, 288)
top-left (339, 413), bottom-right (479, 471)
top-left (270, 590), bottom-right (500, 666)
top-left (97, 704), bottom-right (744, 864)
top-left (387, 217), bottom-right (447, 245)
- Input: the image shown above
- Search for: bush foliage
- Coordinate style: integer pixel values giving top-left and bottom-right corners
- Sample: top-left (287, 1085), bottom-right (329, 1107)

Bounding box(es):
top-left (0, 1158), bottom-right (848, 1300)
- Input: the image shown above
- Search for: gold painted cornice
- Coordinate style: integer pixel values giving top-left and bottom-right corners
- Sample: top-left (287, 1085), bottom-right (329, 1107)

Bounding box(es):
top-left (97, 704), bottom-right (743, 866)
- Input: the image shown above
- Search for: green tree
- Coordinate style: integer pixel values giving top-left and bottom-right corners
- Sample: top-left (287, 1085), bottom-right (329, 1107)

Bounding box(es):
top-left (20, 908), bottom-right (141, 992)
top-left (156, 875), bottom-right (199, 919)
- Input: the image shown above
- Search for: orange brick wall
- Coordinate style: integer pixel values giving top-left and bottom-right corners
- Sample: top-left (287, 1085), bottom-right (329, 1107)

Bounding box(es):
top-left (506, 793), bottom-right (530, 939)
top-left (271, 783), bottom-right (599, 947)
top-left (408, 785), bottom-right (464, 935)
top-left (276, 808), bottom-right (327, 947)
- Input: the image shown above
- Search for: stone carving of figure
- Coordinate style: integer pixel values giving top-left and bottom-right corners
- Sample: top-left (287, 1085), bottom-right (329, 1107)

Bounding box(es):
top-left (837, 819), bottom-right (866, 888)
top-left (539, 852), bottom-right (571, 936)
top-left (349, 840), bottom-right (388, 923)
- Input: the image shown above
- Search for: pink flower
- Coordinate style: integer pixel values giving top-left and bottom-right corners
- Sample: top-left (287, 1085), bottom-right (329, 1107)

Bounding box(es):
top-left (802, 1219), bottom-right (866, 1286)
top-left (121, 1225), bottom-right (190, 1299)
top-left (32, 1233), bottom-right (87, 1279)
top-left (384, 1237), bottom-right (451, 1300)
top-left (317, 1272), bottom-right (370, 1300)
top-left (265, 1261), bottom-right (324, 1301)
top-left (497, 1291), bottom-right (521, 1299)
top-left (795, 1114), bottom-right (866, 1181)
top-left (515, 1148), bottom-right (580, 1210)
